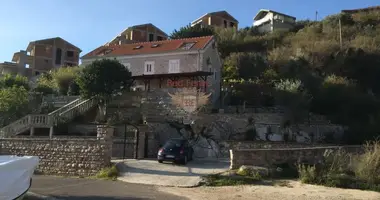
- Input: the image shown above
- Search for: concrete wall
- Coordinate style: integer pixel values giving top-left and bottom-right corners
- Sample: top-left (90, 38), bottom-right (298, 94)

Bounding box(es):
top-left (0, 127), bottom-right (112, 176)
top-left (230, 146), bottom-right (363, 169)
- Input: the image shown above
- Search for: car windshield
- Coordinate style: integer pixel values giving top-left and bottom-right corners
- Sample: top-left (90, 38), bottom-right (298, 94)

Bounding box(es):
top-left (164, 140), bottom-right (184, 148)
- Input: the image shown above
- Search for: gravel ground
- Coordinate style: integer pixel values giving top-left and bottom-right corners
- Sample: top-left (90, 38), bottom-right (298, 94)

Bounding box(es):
top-left (117, 159), bottom-right (229, 187)
top-left (158, 180), bottom-right (380, 200)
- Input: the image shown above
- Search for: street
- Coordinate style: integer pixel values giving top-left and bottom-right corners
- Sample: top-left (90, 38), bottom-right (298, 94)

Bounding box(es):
top-left (30, 175), bottom-right (187, 200)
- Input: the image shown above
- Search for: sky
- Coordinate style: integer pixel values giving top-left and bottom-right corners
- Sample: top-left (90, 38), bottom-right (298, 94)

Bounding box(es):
top-left (0, 0), bottom-right (379, 62)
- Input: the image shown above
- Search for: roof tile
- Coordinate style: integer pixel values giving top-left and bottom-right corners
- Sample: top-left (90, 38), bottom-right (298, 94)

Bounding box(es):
top-left (81, 36), bottom-right (214, 59)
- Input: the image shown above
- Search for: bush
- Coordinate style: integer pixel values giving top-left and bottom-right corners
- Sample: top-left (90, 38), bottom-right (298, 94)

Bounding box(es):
top-left (37, 67), bottom-right (81, 95)
top-left (298, 164), bottom-right (319, 183)
top-left (96, 165), bottom-right (119, 180)
top-left (297, 143), bottom-right (380, 192)
top-left (354, 141), bottom-right (380, 184)
top-left (204, 173), bottom-right (262, 187)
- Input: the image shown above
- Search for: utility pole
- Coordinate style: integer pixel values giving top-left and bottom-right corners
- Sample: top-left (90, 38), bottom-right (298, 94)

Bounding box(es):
top-left (339, 18), bottom-right (343, 49)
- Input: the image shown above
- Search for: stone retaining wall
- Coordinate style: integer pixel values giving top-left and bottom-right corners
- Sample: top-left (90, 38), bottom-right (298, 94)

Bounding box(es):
top-left (0, 131), bottom-right (112, 176)
top-left (218, 141), bottom-right (337, 158)
top-left (229, 146), bottom-right (363, 169)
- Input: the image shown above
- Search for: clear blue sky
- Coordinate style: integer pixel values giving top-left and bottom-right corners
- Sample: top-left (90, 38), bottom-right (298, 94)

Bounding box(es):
top-left (0, 0), bottom-right (378, 62)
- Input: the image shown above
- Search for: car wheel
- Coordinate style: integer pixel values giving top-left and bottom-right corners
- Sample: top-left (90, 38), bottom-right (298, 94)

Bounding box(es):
top-left (158, 160), bottom-right (163, 163)
top-left (182, 156), bottom-right (188, 165)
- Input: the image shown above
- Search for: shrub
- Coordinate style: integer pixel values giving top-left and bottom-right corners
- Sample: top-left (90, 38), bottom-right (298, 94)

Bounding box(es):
top-left (96, 165), bottom-right (119, 180)
top-left (298, 164), bottom-right (319, 184)
top-left (354, 141), bottom-right (380, 184)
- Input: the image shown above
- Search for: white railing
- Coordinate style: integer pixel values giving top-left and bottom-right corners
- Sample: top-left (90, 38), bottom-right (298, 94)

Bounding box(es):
top-left (42, 96), bottom-right (80, 107)
top-left (54, 98), bottom-right (97, 125)
top-left (0, 97), bottom-right (97, 137)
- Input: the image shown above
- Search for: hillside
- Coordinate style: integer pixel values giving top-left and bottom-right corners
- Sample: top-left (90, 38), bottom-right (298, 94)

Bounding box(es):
top-left (206, 9), bottom-right (380, 144)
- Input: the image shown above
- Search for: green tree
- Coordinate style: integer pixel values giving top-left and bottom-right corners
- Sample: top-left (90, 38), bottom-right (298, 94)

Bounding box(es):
top-left (223, 52), bottom-right (267, 80)
top-left (170, 24), bottom-right (214, 39)
top-left (0, 86), bottom-right (29, 127)
top-left (76, 59), bottom-right (133, 123)
top-left (0, 74), bottom-right (30, 90)
top-left (36, 66), bottom-right (81, 95)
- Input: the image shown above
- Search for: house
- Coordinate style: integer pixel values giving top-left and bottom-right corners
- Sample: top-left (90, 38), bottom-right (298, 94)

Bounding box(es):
top-left (191, 11), bottom-right (238, 30)
top-left (0, 37), bottom-right (81, 78)
top-left (81, 36), bottom-right (222, 104)
top-left (253, 9), bottom-right (296, 33)
top-left (106, 23), bottom-right (168, 46)
top-left (342, 5), bottom-right (380, 14)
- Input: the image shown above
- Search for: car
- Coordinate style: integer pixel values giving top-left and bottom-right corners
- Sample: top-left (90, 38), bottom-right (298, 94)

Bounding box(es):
top-left (157, 138), bottom-right (194, 164)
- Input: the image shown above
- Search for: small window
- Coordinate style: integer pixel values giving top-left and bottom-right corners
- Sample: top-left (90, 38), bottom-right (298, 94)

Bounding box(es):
top-left (169, 60), bottom-right (180, 73)
top-left (230, 22), bottom-right (235, 27)
top-left (149, 33), bottom-right (154, 42)
top-left (146, 64), bottom-right (152, 72)
top-left (66, 51), bottom-right (74, 57)
top-left (35, 71), bottom-right (40, 76)
top-left (157, 36), bottom-right (164, 41)
top-left (224, 20), bottom-right (227, 28)
top-left (151, 44), bottom-right (160, 48)
top-left (180, 42), bottom-right (196, 50)
top-left (144, 61), bottom-right (154, 74)
top-left (25, 64), bottom-right (30, 68)
top-left (133, 45), bottom-right (143, 50)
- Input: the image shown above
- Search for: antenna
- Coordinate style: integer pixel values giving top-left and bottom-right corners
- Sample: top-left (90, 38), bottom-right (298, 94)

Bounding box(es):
top-left (315, 11), bottom-right (318, 21)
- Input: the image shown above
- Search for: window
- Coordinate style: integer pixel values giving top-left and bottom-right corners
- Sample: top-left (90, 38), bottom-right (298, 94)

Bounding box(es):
top-left (133, 45), bottom-right (143, 50)
top-left (144, 61), bottom-right (154, 74)
top-left (55, 48), bottom-right (62, 65)
top-left (35, 71), bottom-right (40, 76)
top-left (66, 51), bottom-right (74, 57)
top-left (223, 20), bottom-right (227, 28)
top-left (180, 42), bottom-right (196, 50)
top-left (25, 64), bottom-right (30, 68)
top-left (151, 44), bottom-right (160, 48)
top-left (230, 22), bottom-right (235, 27)
top-left (157, 36), bottom-right (164, 41)
top-left (149, 33), bottom-right (154, 42)
top-left (169, 60), bottom-right (180, 73)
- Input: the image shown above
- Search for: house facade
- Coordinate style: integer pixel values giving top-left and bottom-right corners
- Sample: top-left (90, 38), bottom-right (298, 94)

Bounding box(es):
top-left (0, 37), bottom-right (81, 78)
top-left (253, 9), bottom-right (296, 33)
top-left (191, 11), bottom-right (239, 30)
top-left (106, 23), bottom-right (168, 46)
top-left (81, 36), bottom-right (222, 104)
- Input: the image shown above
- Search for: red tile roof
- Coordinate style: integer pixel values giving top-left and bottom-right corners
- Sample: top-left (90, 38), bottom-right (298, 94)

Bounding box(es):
top-left (81, 36), bottom-right (214, 59)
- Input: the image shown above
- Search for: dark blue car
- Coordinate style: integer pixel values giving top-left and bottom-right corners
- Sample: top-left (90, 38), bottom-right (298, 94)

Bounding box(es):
top-left (157, 138), bottom-right (194, 164)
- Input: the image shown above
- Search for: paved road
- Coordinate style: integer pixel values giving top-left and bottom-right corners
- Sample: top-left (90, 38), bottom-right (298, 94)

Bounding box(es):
top-left (116, 159), bottom-right (229, 187)
top-left (30, 175), bottom-right (187, 200)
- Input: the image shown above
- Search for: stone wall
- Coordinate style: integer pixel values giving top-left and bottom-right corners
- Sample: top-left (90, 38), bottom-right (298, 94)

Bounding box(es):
top-left (229, 146), bottom-right (363, 169)
top-left (0, 132), bottom-right (112, 176)
top-left (219, 141), bottom-right (337, 158)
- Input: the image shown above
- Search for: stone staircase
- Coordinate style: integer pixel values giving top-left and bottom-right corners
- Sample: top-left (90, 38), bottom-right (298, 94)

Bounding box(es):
top-left (0, 97), bottom-right (98, 138)
top-left (141, 90), bottom-right (187, 123)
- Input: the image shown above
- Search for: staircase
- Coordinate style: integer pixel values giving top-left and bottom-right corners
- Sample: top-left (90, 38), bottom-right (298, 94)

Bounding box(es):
top-left (0, 97), bottom-right (98, 138)
top-left (141, 90), bottom-right (187, 123)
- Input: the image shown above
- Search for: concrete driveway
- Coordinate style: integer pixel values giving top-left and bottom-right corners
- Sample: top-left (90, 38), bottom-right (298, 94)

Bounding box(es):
top-left (116, 159), bottom-right (230, 187)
